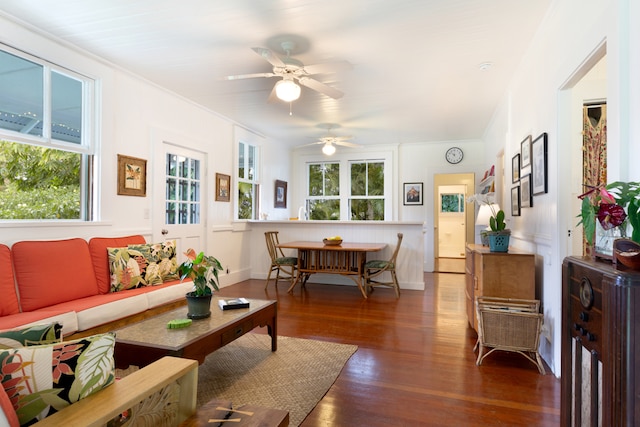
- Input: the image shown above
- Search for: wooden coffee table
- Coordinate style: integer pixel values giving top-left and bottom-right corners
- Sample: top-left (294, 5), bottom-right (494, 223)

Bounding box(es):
top-left (114, 297), bottom-right (277, 368)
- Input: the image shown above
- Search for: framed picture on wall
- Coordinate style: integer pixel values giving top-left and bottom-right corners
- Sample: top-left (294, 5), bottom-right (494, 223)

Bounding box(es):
top-left (117, 154), bottom-right (147, 197)
top-left (520, 174), bottom-right (533, 208)
top-left (274, 180), bottom-right (287, 208)
top-left (532, 132), bottom-right (548, 195)
top-left (520, 135), bottom-right (532, 169)
top-left (511, 186), bottom-right (521, 216)
top-left (512, 153), bottom-right (520, 183)
top-left (403, 182), bottom-right (423, 205)
top-left (215, 173), bottom-right (230, 202)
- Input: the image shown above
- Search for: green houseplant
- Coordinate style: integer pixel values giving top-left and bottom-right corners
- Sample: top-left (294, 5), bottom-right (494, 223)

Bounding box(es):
top-left (178, 248), bottom-right (223, 319)
top-left (468, 194), bottom-right (511, 251)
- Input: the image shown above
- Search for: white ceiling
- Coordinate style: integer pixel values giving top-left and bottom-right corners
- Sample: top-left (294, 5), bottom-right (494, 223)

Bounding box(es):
top-left (0, 0), bottom-right (552, 150)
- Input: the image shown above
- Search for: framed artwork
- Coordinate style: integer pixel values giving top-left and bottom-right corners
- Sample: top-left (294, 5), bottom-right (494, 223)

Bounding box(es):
top-left (215, 173), bottom-right (230, 202)
top-left (532, 132), bottom-right (548, 195)
top-left (403, 182), bottom-right (423, 205)
top-left (520, 174), bottom-right (533, 208)
top-left (520, 135), bottom-right (532, 169)
top-left (512, 153), bottom-right (520, 183)
top-left (511, 186), bottom-right (521, 216)
top-left (274, 180), bottom-right (287, 208)
top-left (117, 154), bottom-right (147, 197)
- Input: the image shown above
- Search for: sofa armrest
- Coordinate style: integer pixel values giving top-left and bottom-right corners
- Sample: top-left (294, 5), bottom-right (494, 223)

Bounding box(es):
top-left (33, 356), bottom-right (198, 427)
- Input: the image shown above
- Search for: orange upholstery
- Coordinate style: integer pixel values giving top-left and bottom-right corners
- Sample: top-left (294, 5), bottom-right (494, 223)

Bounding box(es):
top-left (0, 310), bottom-right (73, 331)
top-left (0, 383), bottom-right (19, 427)
top-left (12, 238), bottom-right (100, 312)
top-left (0, 244), bottom-right (19, 317)
top-left (89, 235), bottom-right (146, 294)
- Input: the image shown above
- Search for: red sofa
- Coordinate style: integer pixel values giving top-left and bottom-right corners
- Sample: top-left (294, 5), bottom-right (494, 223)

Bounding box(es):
top-left (0, 235), bottom-right (193, 336)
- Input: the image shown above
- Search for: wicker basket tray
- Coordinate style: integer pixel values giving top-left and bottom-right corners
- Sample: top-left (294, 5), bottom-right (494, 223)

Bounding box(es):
top-left (475, 296), bottom-right (545, 374)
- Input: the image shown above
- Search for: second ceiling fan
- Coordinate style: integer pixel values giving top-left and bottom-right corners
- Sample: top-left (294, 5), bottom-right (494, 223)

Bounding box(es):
top-left (224, 41), bottom-right (351, 102)
top-left (300, 132), bottom-right (361, 155)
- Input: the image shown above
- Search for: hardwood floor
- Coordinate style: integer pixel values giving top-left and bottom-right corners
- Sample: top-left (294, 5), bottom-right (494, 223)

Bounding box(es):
top-left (216, 273), bottom-right (561, 426)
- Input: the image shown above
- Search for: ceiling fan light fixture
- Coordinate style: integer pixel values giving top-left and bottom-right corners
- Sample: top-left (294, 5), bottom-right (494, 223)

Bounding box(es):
top-left (322, 143), bottom-right (336, 155)
top-left (275, 78), bottom-right (301, 102)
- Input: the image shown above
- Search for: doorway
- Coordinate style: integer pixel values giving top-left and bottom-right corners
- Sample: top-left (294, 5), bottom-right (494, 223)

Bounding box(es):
top-left (433, 173), bottom-right (475, 273)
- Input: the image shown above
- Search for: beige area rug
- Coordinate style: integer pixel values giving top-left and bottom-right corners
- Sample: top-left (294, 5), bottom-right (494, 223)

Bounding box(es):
top-left (196, 333), bottom-right (357, 426)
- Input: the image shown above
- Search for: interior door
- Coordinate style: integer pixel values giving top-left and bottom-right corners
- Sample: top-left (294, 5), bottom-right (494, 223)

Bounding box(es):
top-left (153, 141), bottom-right (207, 259)
top-left (438, 185), bottom-right (466, 258)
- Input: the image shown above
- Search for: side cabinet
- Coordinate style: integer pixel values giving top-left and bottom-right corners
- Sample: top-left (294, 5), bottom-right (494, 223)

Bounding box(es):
top-left (465, 244), bottom-right (535, 331)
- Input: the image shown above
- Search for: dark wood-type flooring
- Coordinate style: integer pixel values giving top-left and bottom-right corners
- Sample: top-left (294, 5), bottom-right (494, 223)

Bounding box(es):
top-left (215, 272), bottom-right (560, 426)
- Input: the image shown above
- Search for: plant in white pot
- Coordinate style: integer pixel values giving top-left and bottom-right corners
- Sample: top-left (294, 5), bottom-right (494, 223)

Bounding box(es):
top-left (178, 248), bottom-right (222, 319)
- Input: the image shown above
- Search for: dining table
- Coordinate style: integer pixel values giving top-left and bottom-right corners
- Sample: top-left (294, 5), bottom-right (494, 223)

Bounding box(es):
top-left (276, 240), bottom-right (387, 299)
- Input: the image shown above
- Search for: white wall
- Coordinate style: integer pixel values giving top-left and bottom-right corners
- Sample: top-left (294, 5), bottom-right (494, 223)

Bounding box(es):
top-left (482, 0), bottom-right (640, 376)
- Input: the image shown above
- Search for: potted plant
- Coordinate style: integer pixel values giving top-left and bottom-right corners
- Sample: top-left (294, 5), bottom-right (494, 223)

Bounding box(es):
top-left (178, 248), bottom-right (223, 319)
top-left (468, 194), bottom-right (510, 251)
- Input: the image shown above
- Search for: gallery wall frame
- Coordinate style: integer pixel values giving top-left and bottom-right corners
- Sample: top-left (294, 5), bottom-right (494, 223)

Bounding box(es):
top-left (511, 186), bottom-right (521, 216)
top-left (403, 182), bottom-right (423, 205)
top-left (532, 132), bottom-right (548, 195)
top-left (215, 173), bottom-right (230, 202)
top-left (520, 135), bottom-right (532, 169)
top-left (274, 179), bottom-right (287, 208)
top-left (117, 154), bottom-right (147, 197)
top-left (520, 174), bottom-right (533, 208)
top-left (512, 153), bottom-right (521, 183)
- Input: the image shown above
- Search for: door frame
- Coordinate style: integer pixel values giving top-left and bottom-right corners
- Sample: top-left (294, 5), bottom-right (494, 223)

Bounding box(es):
top-left (433, 173), bottom-right (475, 259)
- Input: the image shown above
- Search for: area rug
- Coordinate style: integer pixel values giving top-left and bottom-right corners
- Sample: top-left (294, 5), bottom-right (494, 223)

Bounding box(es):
top-left (196, 333), bottom-right (358, 426)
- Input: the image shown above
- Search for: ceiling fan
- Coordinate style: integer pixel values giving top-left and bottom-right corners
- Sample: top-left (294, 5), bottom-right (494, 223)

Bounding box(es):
top-left (224, 41), bottom-right (351, 102)
top-left (300, 131), bottom-right (362, 155)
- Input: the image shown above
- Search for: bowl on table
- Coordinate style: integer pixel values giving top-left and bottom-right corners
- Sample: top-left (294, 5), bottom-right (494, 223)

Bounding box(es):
top-left (323, 238), bottom-right (343, 246)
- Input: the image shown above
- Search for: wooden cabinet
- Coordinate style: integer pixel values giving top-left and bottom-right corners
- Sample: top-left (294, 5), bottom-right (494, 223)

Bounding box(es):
top-left (465, 244), bottom-right (535, 331)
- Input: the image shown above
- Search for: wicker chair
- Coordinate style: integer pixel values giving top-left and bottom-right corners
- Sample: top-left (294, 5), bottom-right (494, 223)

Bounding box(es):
top-left (363, 233), bottom-right (403, 297)
top-left (264, 231), bottom-right (298, 290)
top-left (475, 296), bottom-right (545, 374)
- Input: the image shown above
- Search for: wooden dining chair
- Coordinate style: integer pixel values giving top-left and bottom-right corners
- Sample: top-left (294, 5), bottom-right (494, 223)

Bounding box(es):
top-left (363, 233), bottom-right (403, 297)
top-left (264, 231), bottom-right (298, 289)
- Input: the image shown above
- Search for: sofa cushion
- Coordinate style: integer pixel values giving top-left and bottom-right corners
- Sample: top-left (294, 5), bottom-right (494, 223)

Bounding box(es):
top-left (127, 240), bottom-right (179, 284)
top-left (0, 323), bottom-right (62, 349)
top-left (88, 235), bottom-right (146, 294)
top-left (0, 312), bottom-right (78, 338)
top-left (12, 238), bottom-right (99, 312)
top-left (0, 244), bottom-right (19, 317)
top-left (0, 384), bottom-right (19, 427)
top-left (0, 333), bottom-right (116, 426)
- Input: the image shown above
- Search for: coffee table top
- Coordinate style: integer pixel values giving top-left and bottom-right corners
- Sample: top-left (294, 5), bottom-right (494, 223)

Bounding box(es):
top-left (114, 297), bottom-right (275, 351)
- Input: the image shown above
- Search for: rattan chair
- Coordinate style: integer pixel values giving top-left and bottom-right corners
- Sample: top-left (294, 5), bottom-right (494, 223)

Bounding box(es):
top-left (475, 296), bottom-right (545, 374)
top-left (264, 231), bottom-right (298, 290)
top-left (363, 233), bottom-right (403, 297)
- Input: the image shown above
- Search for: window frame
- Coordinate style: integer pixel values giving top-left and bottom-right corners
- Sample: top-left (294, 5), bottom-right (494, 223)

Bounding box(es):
top-left (236, 140), bottom-right (260, 220)
top-left (0, 43), bottom-right (97, 222)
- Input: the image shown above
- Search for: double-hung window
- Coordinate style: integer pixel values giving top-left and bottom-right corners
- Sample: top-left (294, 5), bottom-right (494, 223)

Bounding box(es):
top-left (349, 160), bottom-right (385, 220)
top-left (0, 45), bottom-right (95, 220)
top-left (307, 162), bottom-right (340, 220)
top-left (237, 141), bottom-right (259, 219)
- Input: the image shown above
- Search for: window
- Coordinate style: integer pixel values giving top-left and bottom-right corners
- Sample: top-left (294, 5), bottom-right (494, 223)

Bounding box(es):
top-left (237, 141), bottom-right (259, 219)
top-left (349, 161), bottom-right (384, 220)
top-left (0, 45), bottom-right (94, 220)
top-left (441, 193), bottom-right (465, 213)
top-left (307, 162), bottom-right (340, 220)
top-left (165, 154), bottom-right (201, 224)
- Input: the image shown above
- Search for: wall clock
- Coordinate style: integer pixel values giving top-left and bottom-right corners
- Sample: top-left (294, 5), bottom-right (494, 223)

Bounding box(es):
top-left (445, 147), bottom-right (464, 164)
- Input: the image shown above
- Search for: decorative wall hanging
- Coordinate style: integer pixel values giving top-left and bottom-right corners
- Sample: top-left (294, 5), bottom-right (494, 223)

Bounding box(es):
top-left (532, 132), bottom-right (548, 195)
top-left (512, 154), bottom-right (520, 183)
top-left (511, 186), bottom-right (521, 216)
top-left (403, 182), bottom-right (423, 205)
top-left (520, 174), bottom-right (533, 208)
top-left (117, 154), bottom-right (147, 197)
top-left (520, 135), bottom-right (532, 170)
top-left (215, 173), bottom-right (230, 202)
top-left (275, 180), bottom-right (287, 208)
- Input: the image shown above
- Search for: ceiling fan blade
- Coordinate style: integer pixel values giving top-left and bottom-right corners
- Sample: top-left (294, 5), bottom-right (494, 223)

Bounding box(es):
top-left (297, 141), bottom-right (325, 148)
top-left (266, 83), bottom-right (278, 103)
top-left (335, 141), bottom-right (362, 148)
top-left (298, 77), bottom-right (344, 99)
top-left (223, 72), bottom-right (275, 80)
top-left (303, 60), bottom-right (353, 75)
top-left (251, 47), bottom-right (286, 67)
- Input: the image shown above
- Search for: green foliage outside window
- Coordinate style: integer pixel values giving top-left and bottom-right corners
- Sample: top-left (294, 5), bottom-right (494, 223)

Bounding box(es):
top-left (441, 194), bottom-right (464, 213)
top-left (350, 161), bottom-right (384, 220)
top-left (237, 181), bottom-right (254, 219)
top-left (350, 199), bottom-right (384, 220)
top-left (0, 140), bottom-right (81, 219)
top-left (308, 163), bottom-right (340, 219)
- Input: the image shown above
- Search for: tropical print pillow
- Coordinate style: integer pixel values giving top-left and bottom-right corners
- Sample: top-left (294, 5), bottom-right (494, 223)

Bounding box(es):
top-left (128, 240), bottom-right (179, 284)
top-left (0, 323), bottom-right (63, 349)
top-left (107, 247), bottom-right (148, 292)
top-left (0, 333), bottom-right (116, 426)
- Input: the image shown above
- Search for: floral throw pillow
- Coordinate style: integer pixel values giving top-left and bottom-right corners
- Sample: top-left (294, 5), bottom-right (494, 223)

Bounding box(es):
top-left (0, 333), bottom-right (116, 426)
top-left (107, 247), bottom-right (149, 292)
top-left (128, 240), bottom-right (179, 284)
top-left (0, 323), bottom-right (63, 349)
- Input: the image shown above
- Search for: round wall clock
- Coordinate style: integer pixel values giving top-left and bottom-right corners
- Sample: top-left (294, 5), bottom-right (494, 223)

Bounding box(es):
top-left (445, 147), bottom-right (464, 164)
